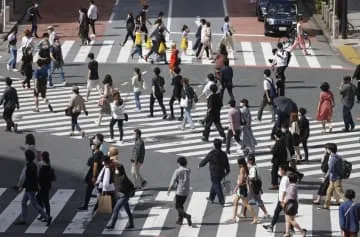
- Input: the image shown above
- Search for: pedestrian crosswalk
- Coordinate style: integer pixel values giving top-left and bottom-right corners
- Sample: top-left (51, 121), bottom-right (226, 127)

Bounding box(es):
top-left (7, 36), bottom-right (347, 69)
top-left (0, 187), bottom-right (342, 236)
top-left (1, 80), bottom-right (360, 180)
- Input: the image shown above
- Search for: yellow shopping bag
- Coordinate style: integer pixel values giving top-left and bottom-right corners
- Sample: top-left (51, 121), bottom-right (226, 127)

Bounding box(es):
top-left (145, 38), bottom-right (152, 50)
top-left (158, 42), bottom-right (166, 54)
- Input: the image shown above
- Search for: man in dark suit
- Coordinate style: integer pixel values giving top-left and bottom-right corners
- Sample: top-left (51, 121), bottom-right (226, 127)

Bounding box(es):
top-left (193, 18), bottom-right (205, 53)
top-left (219, 58), bottom-right (234, 103)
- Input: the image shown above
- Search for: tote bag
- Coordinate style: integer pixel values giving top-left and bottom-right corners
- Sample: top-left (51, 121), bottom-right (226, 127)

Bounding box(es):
top-left (98, 194), bottom-right (112, 214)
top-left (158, 42), bottom-right (166, 54)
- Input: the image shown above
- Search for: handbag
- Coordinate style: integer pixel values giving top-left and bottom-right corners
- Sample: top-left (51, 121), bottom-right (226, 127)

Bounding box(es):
top-left (158, 42), bottom-right (166, 54)
top-left (98, 194), bottom-right (113, 214)
top-left (65, 107), bottom-right (73, 116)
top-left (180, 96), bottom-right (189, 108)
top-left (222, 177), bottom-right (231, 196)
top-left (146, 38), bottom-right (152, 50)
top-left (124, 113), bottom-right (128, 121)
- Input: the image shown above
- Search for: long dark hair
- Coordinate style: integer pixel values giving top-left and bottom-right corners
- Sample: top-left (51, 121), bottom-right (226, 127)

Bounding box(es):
top-left (134, 67), bottom-right (141, 82)
top-left (237, 157), bottom-right (249, 175)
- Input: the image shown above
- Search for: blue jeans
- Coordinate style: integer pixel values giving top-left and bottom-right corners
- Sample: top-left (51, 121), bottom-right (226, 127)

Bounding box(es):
top-left (182, 108), bottom-right (194, 128)
top-left (343, 105), bottom-right (354, 130)
top-left (21, 191), bottom-right (48, 222)
top-left (134, 91), bottom-right (141, 110)
top-left (50, 61), bottom-right (65, 81)
top-left (209, 176), bottom-right (225, 204)
top-left (109, 196), bottom-right (133, 227)
top-left (44, 63), bottom-right (52, 86)
top-left (31, 19), bottom-right (38, 36)
top-left (131, 45), bottom-right (143, 58)
top-left (8, 48), bottom-right (17, 69)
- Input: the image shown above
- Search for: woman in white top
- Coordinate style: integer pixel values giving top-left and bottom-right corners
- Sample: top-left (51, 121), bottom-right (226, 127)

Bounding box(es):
top-left (197, 22), bottom-right (212, 60)
top-left (108, 91), bottom-right (125, 143)
top-left (132, 67), bottom-right (145, 111)
top-left (20, 29), bottom-right (35, 53)
top-left (290, 112), bottom-right (301, 161)
top-left (289, 17), bottom-right (309, 56)
top-left (199, 73), bottom-right (217, 100)
top-left (96, 75), bottom-right (114, 126)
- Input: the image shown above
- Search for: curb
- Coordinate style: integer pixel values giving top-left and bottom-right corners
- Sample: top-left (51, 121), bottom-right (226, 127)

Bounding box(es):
top-left (337, 45), bottom-right (360, 65)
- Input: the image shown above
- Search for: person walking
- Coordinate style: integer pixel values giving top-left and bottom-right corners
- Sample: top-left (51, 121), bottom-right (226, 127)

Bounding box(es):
top-left (198, 73), bottom-right (217, 100)
top-left (131, 26), bottom-right (144, 59)
top-left (339, 189), bottom-right (360, 237)
top-left (21, 47), bottom-right (33, 89)
top-left (50, 39), bottom-right (66, 85)
top-left (15, 150), bottom-right (51, 226)
top-left (26, 3), bottom-right (41, 38)
top-left (180, 25), bottom-right (190, 55)
top-left (197, 22), bottom-right (212, 60)
top-left (68, 86), bottom-right (88, 137)
top-left (298, 108), bottom-right (310, 161)
top-left (169, 43), bottom-right (180, 76)
top-left (79, 8), bottom-right (90, 45)
top-left (199, 139), bottom-right (230, 205)
top-left (87, 0), bottom-right (98, 37)
top-left (316, 82), bottom-right (334, 133)
top-left (7, 27), bottom-right (18, 71)
top-left (0, 77), bottom-right (19, 132)
top-left (221, 16), bottom-right (234, 52)
top-left (168, 156), bottom-right (192, 226)
top-left (226, 99), bottom-right (242, 154)
top-left (96, 75), bottom-right (114, 126)
top-left (240, 99), bottom-right (257, 155)
top-left (108, 91), bottom-right (125, 143)
top-left (339, 76), bottom-right (357, 132)
top-left (121, 12), bottom-right (135, 46)
top-left (144, 18), bottom-right (161, 62)
top-left (147, 67), bottom-right (167, 119)
top-left (257, 69), bottom-right (276, 122)
top-left (33, 60), bottom-right (53, 113)
top-left (105, 163), bottom-right (136, 229)
top-left (131, 128), bottom-right (147, 189)
top-left (20, 29), bottom-right (35, 54)
top-left (289, 17), bottom-right (309, 56)
top-left (323, 143), bottom-right (345, 210)
top-left (47, 25), bottom-right (57, 46)
top-left (269, 130), bottom-right (287, 190)
top-left (282, 172), bottom-right (307, 236)
top-left (195, 19), bottom-right (206, 56)
top-left (168, 67), bottom-right (183, 121)
top-left (131, 67), bottom-right (145, 111)
top-left (263, 164), bottom-right (289, 232)
top-left (86, 53), bottom-right (100, 101)
top-left (37, 151), bottom-right (56, 220)
top-left (180, 78), bottom-right (197, 130)
top-left (201, 84), bottom-right (226, 142)
top-left (37, 33), bottom-right (53, 88)
top-left (290, 113), bottom-right (301, 162)
top-left (271, 43), bottom-right (291, 96)
top-left (229, 157), bottom-right (258, 224)
top-left (352, 64), bottom-right (360, 103)
top-left (139, 4), bottom-right (152, 42)
top-left (219, 58), bottom-right (234, 103)
top-left (78, 142), bottom-right (105, 211)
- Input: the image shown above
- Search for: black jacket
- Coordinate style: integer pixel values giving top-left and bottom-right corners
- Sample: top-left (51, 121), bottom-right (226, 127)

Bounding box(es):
top-left (199, 149), bottom-right (230, 178)
top-left (0, 86), bottom-right (19, 110)
top-left (171, 75), bottom-right (183, 98)
top-left (284, 131), bottom-right (295, 156)
top-left (85, 150), bottom-right (104, 183)
top-left (207, 93), bottom-right (222, 117)
top-left (23, 162), bottom-right (38, 192)
top-left (38, 165), bottom-right (55, 190)
top-left (220, 66), bottom-right (233, 86)
top-left (131, 138), bottom-right (145, 164)
top-left (271, 137), bottom-right (288, 164)
top-left (299, 115), bottom-right (310, 140)
top-left (195, 25), bottom-right (202, 38)
top-left (126, 16), bottom-right (135, 32)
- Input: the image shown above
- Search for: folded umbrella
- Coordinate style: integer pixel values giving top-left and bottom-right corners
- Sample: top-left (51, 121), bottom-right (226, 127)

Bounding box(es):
top-left (273, 96), bottom-right (298, 115)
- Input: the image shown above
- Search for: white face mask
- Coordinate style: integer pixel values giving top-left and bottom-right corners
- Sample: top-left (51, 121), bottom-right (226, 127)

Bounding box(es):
top-left (281, 128), bottom-right (287, 133)
top-left (278, 170), bottom-right (282, 176)
top-left (239, 102), bottom-right (244, 107)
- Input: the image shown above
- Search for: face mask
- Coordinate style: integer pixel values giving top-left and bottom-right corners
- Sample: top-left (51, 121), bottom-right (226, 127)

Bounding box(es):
top-left (281, 128), bottom-right (287, 133)
top-left (239, 102), bottom-right (244, 107)
top-left (278, 170), bottom-right (282, 176)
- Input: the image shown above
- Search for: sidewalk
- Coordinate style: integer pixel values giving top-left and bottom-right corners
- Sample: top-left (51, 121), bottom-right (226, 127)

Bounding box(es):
top-left (307, 0), bottom-right (360, 65)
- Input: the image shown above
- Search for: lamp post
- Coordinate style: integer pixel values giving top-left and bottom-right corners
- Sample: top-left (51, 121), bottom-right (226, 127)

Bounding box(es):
top-left (332, 0), bottom-right (336, 39)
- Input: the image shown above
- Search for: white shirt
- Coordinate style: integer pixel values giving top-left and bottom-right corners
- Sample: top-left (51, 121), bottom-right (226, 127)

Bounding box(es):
top-left (278, 175), bottom-right (290, 201)
top-left (200, 25), bottom-right (206, 43)
top-left (20, 36), bottom-right (35, 50)
top-left (96, 166), bottom-right (115, 192)
top-left (248, 165), bottom-right (259, 180)
top-left (110, 101), bottom-right (125, 120)
top-left (132, 75), bottom-right (145, 92)
top-left (87, 4), bottom-right (98, 20)
top-left (296, 22), bottom-right (303, 35)
top-left (202, 80), bottom-right (216, 99)
top-left (275, 49), bottom-right (288, 67)
top-left (263, 77), bottom-right (273, 91)
top-left (222, 22), bottom-right (231, 37)
top-left (49, 31), bottom-right (57, 46)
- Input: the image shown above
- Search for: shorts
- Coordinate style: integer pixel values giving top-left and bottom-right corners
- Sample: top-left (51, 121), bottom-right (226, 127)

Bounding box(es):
top-left (284, 199), bottom-right (298, 216)
top-left (87, 79), bottom-right (99, 90)
top-left (34, 86), bottom-right (46, 98)
top-left (237, 184), bottom-right (248, 198)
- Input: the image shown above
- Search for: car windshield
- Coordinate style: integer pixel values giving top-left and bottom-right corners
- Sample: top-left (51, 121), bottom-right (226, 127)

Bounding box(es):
top-left (268, 3), bottom-right (296, 15)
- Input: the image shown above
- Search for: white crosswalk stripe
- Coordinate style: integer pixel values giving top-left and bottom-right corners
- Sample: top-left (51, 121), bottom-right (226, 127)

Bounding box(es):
top-left (1, 80), bottom-right (360, 179)
top-left (5, 37), bottom-right (345, 68)
top-left (0, 187), bottom-right (345, 235)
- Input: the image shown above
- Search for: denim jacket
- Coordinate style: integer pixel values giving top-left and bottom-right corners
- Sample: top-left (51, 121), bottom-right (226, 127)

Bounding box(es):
top-left (328, 153), bottom-right (342, 181)
top-left (339, 200), bottom-right (360, 233)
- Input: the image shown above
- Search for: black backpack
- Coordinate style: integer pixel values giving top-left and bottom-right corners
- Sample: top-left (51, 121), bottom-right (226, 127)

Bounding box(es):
top-left (341, 159), bottom-right (352, 179)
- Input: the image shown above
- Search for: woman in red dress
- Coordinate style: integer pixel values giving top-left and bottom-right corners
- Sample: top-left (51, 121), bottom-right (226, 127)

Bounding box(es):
top-left (316, 82), bottom-right (335, 133)
top-left (169, 43), bottom-right (179, 77)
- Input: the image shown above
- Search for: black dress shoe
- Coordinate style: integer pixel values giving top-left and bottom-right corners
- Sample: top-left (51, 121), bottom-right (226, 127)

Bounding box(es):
top-left (186, 215), bottom-right (192, 226)
top-left (126, 222), bottom-right (134, 229)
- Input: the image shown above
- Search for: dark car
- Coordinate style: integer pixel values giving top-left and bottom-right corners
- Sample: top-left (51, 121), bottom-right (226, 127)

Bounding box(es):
top-left (255, 0), bottom-right (270, 21)
top-left (263, 0), bottom-right (297, 36)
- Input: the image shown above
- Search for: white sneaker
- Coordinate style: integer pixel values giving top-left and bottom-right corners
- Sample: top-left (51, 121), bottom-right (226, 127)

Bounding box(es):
top-left (118, 140), bottom-right (124, 145)
top-left (12, 68), bottom-right (19, 72)
top-left (61, 81), bottom-right (67, 86)
top-left (6, 64), bottom-right (10, 70)
top-left (105, 138), bottom-right (115, 143)
top-left (94, 119), bottom-right (100, 126)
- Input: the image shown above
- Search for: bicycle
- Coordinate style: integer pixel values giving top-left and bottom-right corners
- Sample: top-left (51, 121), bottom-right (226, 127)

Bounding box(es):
top-left (278, 26), bottom-right (311, 49)
top-left (347, 22), bottom-right (355, 35)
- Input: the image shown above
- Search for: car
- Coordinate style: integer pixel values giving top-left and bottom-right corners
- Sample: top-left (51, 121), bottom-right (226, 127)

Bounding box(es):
top-left (255, 0), bottom-right (270, 21)
top-left (263, 0), bottom-right (297, 36)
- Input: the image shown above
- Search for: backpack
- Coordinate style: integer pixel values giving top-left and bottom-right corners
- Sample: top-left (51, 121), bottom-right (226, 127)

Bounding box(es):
top-left (266, 78), bottom-right (277, 99)
top-left (341, 159), bottom-right (352, 179)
